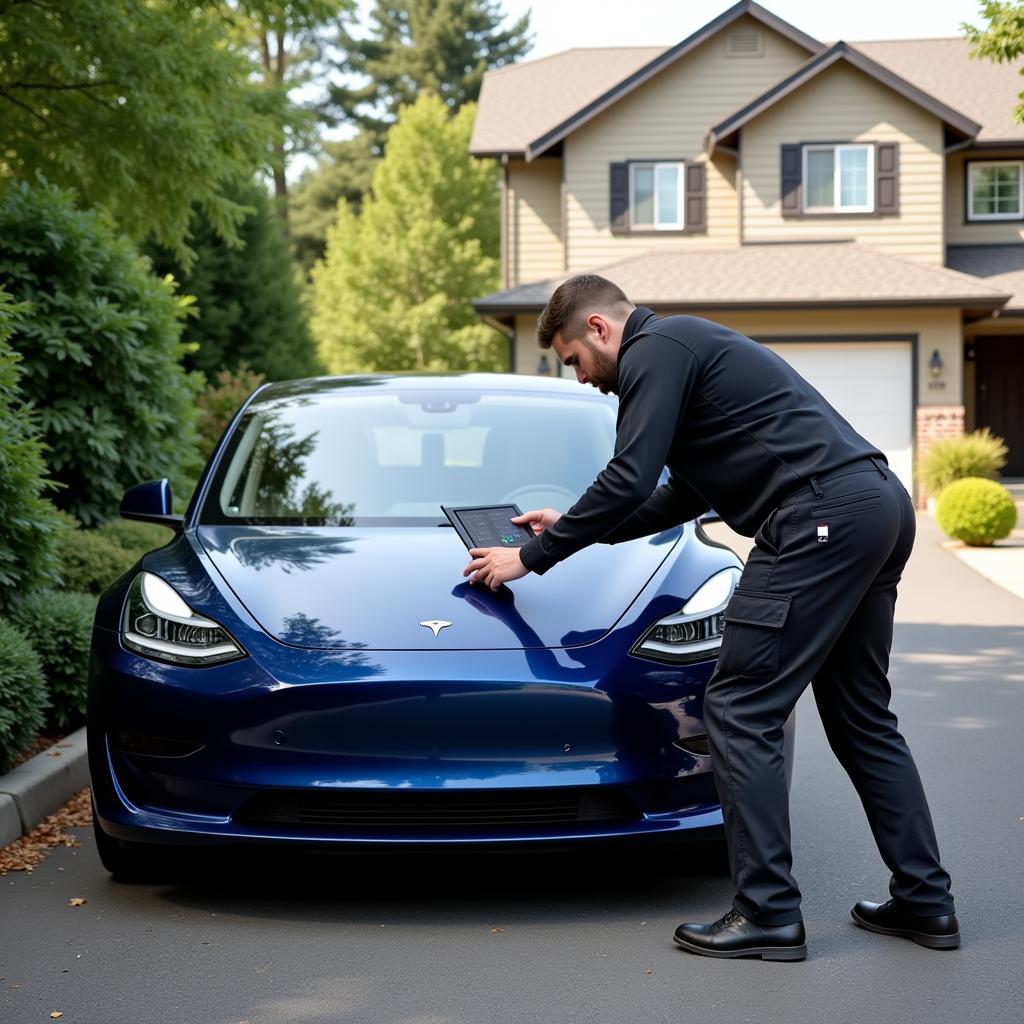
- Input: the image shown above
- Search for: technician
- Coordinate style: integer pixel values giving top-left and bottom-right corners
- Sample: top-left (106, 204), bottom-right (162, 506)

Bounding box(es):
top-left (462, 273), bottom-right (959, 961)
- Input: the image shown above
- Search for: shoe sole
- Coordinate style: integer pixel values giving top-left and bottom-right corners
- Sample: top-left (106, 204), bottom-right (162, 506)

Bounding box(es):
top-left (850, 908), bottom-right (960, 949)
top-left (672, 934), bottom-right (807, 961)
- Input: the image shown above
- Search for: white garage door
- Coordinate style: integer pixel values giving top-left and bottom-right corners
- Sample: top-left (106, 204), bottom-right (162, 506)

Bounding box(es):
top-left (763, 341), bottom-right (913, 494)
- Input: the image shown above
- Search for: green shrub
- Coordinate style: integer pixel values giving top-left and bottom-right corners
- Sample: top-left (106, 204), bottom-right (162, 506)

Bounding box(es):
top-left (935, 477), bottom-right (1017, 546)
top-left (56, 519), bottom-right (139, 595)
top-left (0, 290), bottom-right (62, 612)
top-left (920, 428), bottom-right (1008, 495)
top-left (0, 616), bottom-right (48, 772)
top-left (0, 180), bottom-right (204, 526)
top-left (10, 589), bottom-right (97, 730)
top-left (96, 518), bottom-right (170, 558)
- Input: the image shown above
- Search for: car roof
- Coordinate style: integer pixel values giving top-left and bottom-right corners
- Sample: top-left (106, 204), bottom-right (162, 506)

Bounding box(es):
top-left (248, 372), bottom-right (607, 405)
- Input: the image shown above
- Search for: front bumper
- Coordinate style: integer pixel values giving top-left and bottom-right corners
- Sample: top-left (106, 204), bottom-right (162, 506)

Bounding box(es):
top-left (88, 623), bottom-right (732, 848)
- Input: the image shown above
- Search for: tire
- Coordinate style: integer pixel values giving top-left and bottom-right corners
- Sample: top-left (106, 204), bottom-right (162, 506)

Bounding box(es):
top-left (91, 804), bottom-right (176, 882)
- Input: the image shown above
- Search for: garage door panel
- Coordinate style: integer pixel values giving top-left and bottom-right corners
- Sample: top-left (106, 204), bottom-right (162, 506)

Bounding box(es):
top-left (763, 341), bottom-right (913, 494)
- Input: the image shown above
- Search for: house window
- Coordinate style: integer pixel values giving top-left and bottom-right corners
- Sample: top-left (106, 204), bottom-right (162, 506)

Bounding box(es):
top-left (630, 162), bottom-right (685, 229)
top-left (968, 161), bottom-right (1023, 220)
top-left (802, 144), bottom-right (874, 213)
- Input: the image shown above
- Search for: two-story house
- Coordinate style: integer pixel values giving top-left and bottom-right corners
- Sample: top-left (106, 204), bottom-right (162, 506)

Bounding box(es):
top-left (469, 0), bottom-right (1024, 498)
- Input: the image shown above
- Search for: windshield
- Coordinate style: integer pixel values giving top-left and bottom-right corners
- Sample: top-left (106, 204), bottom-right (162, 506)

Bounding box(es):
top-left (199, 389), bottom-right (617, 526)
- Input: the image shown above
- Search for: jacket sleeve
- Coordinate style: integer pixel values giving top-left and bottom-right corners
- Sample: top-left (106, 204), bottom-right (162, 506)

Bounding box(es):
top-left (598, 471), bottom-right (709, 544)
top-left (519, 332), bottom-right (698, 575)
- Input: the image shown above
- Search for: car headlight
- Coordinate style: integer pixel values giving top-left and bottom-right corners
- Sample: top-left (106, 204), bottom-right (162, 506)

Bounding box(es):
top-left (121, 572), bottom-right (247, 666)
top-left (632, 567), bottom-right (741, 664)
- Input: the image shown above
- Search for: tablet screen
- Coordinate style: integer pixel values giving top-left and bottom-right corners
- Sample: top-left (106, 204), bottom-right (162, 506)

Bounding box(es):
top-left (441, 504), bottom-right (535, 550)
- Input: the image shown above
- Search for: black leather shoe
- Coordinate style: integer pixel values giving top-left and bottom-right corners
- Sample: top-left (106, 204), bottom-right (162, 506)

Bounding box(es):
top-left (851, 899), bottom-right (960, 949)
top-left (673, 908), bottom-right (807, 961)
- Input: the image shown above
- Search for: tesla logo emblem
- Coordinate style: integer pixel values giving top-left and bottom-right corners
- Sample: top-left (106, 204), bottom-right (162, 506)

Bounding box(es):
top-left (419, 619), bottom-right (452, 637)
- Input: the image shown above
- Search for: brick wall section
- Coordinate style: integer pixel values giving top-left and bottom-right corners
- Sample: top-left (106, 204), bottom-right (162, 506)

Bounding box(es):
top-left (915, 404), bottom-right (965, 506)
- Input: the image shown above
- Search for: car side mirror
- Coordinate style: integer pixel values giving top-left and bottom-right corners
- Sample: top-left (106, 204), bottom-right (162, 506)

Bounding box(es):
top-left (119, 479), bottom-right (185, 530)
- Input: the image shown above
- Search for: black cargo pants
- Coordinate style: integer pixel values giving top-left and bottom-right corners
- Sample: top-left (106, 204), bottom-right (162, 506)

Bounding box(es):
top-left (703, 456), bottom-right (956, 927)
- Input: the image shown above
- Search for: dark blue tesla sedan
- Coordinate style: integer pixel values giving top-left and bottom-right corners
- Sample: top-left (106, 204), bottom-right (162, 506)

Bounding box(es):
top-left (88, 373), bottom-right (793, 875)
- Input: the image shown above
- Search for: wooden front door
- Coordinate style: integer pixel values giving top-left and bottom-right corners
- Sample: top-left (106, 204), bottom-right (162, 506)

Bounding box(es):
top-left (975, 336), bottom-right (1024, 476)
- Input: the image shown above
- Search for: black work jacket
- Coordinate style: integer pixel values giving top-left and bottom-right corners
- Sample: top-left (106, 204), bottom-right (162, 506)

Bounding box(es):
top-left (519, 307), bottom-right (884, 575)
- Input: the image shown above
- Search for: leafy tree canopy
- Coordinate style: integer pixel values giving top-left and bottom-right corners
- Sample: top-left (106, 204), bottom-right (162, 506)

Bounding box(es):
top-left (311, 94), bottom-right (505, 373)
top-left (0, 0), bottom-right (287, 267)
top-left (221, 1), bottom-right (356, 218)
top-left (964, 1), bottom-right (1024, 120)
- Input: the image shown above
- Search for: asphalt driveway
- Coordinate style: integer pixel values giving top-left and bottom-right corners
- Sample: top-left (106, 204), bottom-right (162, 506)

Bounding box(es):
top-left (1, 513), bottom-right (1022, 1023)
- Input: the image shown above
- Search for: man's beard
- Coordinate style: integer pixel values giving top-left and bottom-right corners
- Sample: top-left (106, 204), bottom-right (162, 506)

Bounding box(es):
top-left (581, 339), bottom-right (618, 394)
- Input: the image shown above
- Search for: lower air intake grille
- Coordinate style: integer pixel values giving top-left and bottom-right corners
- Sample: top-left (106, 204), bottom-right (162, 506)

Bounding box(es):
top-left (236, 786), bottom-right (639, 831)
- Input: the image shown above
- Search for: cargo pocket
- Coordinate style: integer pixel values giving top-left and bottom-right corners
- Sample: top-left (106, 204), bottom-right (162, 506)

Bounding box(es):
top-left (717, 588), bottom-right (791, 679)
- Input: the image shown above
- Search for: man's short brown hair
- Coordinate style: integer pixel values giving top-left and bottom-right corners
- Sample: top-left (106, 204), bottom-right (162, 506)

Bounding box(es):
top-left (536, 274), bottom-right (633, 349)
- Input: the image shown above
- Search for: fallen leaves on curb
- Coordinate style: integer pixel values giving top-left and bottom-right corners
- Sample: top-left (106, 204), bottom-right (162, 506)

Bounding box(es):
top-left (50, 1013), bottom-right (63, 1019)
top-left (0, 788), bottom-right (92, 875)
top-left (68, 897), bottom-right (87, 907)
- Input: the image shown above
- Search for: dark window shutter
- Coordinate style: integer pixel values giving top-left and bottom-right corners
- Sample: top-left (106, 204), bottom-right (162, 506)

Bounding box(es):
top-left (876, 142), bottom-right (899, 213)
top-left (610, 162), bottom-right (629, 234)
top-left (781, 144), bottom-right (802, 217)
top-left (685, 162), bottom-right (706, 232)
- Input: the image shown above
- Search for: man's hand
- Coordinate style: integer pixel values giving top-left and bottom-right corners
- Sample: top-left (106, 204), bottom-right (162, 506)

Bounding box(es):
top-left (511, 507), bottom-right (562, 535)
top-left (463, 546), bottom-right (529, 591)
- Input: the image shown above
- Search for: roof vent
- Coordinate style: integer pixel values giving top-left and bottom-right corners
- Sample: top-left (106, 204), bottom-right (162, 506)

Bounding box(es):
top-left (727, 27), bottom-right (763, 57)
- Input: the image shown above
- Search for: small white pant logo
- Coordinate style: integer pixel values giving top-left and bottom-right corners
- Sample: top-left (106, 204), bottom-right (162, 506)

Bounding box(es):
top-left (817, 523), bottom-right (829, 543)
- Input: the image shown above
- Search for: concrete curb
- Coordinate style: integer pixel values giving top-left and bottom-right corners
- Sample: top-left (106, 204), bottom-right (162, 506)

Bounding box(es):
top-left (0, 727), bottom-right (89, 844)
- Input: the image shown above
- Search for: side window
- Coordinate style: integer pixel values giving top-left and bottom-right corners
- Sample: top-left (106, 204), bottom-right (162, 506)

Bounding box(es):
top-left (630, 162), bottom-right (685, 229)
top-left (802, 144), bottom-right (873, 212)
top-left (781, 142), bottom-right (898, 217)
top-left (609, 161), bottom-right (706, 234)
top-left (967, 161), bottom-right (1023, 221)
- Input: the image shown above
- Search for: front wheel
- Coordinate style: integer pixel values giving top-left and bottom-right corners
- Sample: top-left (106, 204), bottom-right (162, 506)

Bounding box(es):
top-left (91, 805), bottom-right (176, 882)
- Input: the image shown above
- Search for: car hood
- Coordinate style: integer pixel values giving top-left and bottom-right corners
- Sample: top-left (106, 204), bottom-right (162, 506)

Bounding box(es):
top-left (196, 525), bottom-right (682, 651)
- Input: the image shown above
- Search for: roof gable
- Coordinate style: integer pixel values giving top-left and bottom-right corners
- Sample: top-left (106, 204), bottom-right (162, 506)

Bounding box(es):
top-left (707, 41), bottom-right (981, 154)
top-left (470, 0), bottom-right (822, 160)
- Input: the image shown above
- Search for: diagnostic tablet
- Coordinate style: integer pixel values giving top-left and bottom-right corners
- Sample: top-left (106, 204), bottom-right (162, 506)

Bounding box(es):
top-left (441, 504), bottom-right (535, 551)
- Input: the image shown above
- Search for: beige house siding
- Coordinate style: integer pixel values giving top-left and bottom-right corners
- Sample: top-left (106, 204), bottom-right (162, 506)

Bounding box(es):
top-left (563, 14), bottom-right (810, 271)
top-left (510, 306), bottom-right (962, 406)
top-left (946, 149), bottom-right (1024, 245)
top-left (507, 158), bottom-right (564, 285)
top-left (513, 314), bottom-right (548, 375)
top-left (741, 62), bottom-right (945, 264)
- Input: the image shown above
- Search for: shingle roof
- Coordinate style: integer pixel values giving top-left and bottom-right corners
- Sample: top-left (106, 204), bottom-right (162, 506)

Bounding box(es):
top-left (469, 0), bottom-right (822, 158)
top-left (472, 30), bottom-right (1024, 157)
top-left (851, 38), bottom-right (1024, 144)
top-left (468, 47), bottom-right (663, 156)
top-left (474, 243), bottom-right (1010, 313)
top-left (946, 244), bottom-right (1024, 310)
top-left (708, 42), bottom-right (980, 154)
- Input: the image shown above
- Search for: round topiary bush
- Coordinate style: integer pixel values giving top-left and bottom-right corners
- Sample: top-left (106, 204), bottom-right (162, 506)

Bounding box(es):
top-left (935, 477), bottom-right (1017, 546)
top-left (0, 616), bottom-right (48, 772)
top-left (10, 589), bottom-right (97, 731)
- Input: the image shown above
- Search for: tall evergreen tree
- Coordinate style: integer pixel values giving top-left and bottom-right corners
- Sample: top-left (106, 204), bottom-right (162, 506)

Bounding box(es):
top-left (147, 181), bottom-right (321, 383)
top-left (311, 95), bottom-right (504, 373)
top-left (292, 0), bottom-right (531, 270)
top-left (289, 133), bottom-right (379, 272)
top-left (329, 0), bottom-right (532, 139)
